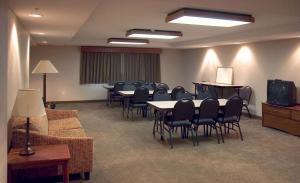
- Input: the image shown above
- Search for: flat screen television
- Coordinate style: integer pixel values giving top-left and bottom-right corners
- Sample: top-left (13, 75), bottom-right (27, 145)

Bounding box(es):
top-left (267, 79), bottom-right (297, 107)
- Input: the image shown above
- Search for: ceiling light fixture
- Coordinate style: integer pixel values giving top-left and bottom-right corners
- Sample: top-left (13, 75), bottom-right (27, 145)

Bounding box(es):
top-left (29, 8), bottom-right (43, 18)
top-left (107, 38), bottom-right (149, 45)
top-left (166, 8), bottom-right (254, 27)
top-left (126, 29), bottom-right (182, 39)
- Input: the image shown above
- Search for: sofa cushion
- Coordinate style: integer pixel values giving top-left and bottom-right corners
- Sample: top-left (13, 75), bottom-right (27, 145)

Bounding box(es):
top-left (11, 115), bottom-right (49, 135)
top-left (49, 117), bottom-right (82, 131)
top-left (49, 128), bottom-right (87, 138)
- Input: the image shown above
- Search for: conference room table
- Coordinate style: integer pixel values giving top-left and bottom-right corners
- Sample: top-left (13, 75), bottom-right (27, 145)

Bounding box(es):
top-left (147, 99), bottom-right (227, 141)
top-left (118, 90), bottom-right (172, 117)
top-left (193, 81), bottom-right (243, 98)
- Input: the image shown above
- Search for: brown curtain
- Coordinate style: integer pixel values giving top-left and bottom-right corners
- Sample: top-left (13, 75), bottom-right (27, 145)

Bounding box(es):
top-left (80, 52), bottom-right (122, 84)
top-left (123, 53), bottom-right (161, 82)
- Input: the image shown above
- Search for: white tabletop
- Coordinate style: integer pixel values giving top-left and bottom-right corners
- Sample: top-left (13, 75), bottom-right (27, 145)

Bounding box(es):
top-left (147, 99), bottom-right (227, 111)
top-left (118, 90), bottom-right (172, 96)
top-left (102, 84), bottom-right (114, 89)
top-left (193, 81), bottom-right (243, 88)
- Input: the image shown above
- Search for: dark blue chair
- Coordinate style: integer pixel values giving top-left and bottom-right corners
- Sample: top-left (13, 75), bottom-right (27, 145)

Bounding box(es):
top-left (175, 91), bottom-right (193, 100)
top-left (127, 87), bottom-right (149, 121)
top-left (217, 96), bottom-right (244, 142)
top-left (171, 86), bottom-right (185, 100)
top-left (110, 81), bottom-right (125, 106)
top-left (193, 98), bottom-right (220, 144)
top-left (152, 91), bottom-right (172, 136)
top-left (163, 99), bottom-right (196, 148)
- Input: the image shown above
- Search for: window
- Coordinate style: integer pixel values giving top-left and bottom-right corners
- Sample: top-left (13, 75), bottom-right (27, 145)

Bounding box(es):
top-left (80, 47), bottom-right (161, 84)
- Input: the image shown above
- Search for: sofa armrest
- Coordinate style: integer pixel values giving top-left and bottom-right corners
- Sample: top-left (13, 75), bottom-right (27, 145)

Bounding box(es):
top-left (11, 130), bottom-right (93, 173)
top-left (46, 109), bottom-right (79, 120)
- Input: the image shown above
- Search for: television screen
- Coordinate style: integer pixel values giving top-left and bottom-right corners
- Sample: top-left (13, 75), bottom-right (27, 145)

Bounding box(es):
top-left (267, 79), bottom-right (297, 107)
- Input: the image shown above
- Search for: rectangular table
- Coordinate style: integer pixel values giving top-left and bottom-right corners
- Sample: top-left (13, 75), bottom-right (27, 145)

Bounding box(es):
top-left (118, 90), bottom-right (172, 117)
top-left (193, 81), bottom-right (243, 98)
top-left (147, 99), bottom-right (227, 140)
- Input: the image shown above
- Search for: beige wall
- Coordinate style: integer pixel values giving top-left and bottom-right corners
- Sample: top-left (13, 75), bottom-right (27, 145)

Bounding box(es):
top-left (29, 46), bottom-right (186, 101)
top-left (183, 38), bottom-right (300, 116)
top-left (0, 7), bottom-right (30, 183)
top-left (0, 1), bottom-right (8, 182)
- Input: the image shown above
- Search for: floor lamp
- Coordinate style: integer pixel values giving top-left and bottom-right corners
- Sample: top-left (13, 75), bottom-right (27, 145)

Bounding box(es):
top-left (32, 60), bottom-right (58, 107)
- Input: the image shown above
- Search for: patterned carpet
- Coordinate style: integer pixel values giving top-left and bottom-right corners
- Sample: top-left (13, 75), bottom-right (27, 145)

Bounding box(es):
top-left (29, 102), bottom-right (300, 183)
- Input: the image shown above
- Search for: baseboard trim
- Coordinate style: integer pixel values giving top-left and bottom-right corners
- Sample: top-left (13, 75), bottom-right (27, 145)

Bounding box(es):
top-left (48, 99), bottom-right (106, 104)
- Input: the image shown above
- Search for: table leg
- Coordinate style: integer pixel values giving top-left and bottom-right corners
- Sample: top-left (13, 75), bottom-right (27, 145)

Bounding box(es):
top-left (194, 84), bottom-right (197, 99)
top-left (160, 111), bottom-right (166, 141)
top-left (63, 162), bottom-right (69, 183)
top-left (122, 97), bottom-right (125, 117)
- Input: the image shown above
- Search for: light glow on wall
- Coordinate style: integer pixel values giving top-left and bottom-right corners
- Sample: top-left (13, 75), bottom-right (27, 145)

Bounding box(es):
top-left (199, 48), bottom-right (221, 81)
top-left (235, 46), bottom-right (253, 64)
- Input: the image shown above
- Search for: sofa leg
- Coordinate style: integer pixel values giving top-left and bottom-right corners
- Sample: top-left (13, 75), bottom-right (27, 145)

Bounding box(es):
top-left (84, 172), bottom-right (90, 180)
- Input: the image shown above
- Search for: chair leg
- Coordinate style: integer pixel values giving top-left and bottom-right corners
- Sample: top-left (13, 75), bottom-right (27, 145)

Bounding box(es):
top-left (127, 106), bottom-right (130, 118)
top-left (218, 124), bottom-right (224, 143)
top-left (131, 108), bottom-right (134, 121)
top-left (168, 127), bottom-right (173, 149)
top-left (237, 122), bottom-right (244, 141)
top-left (245, 105), bottom-right (252, 118)
top-left (190, 127), bottom-right (195, 146)
top-left (153, 115), bottom-right (157, 135)
top-left (214, 124), bottom-right (220, 144)
top-left (195, 126), bottom-right (199, 146)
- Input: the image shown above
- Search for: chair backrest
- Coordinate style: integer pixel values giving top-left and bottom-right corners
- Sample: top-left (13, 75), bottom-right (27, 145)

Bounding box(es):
top-left (207, 85), bottom-right (218, 99)
top-left (149, 82), bottom-right (157, 90)
top-left (224, 96), bottom-right (243, 119)
top-left (133, 87), bottom-right (149, 103)
top-left (142, 83), bottom-right (154, 90)
top-left (156, 83), bottom-right (169, 90)
top-left (153, 92), bottom-right (171, 101)
top-left (153, 87), bottom-right (168, 95)
top-left (196, 84), bottom-right (208, 99)
top-left (171, 86), bottom-right (185, 100)
top-left (172, 99), bottom-right (195, 121)
top-left (239, 86), bottom-right (252, 103)
top-left (132, 82), bottom-right (142, 88)
top-left (198, 98), bottom-right (219, 119)
top-left (114, 82), bottom-right (125, 92)
top-left (123, 84), bottom-right (136, 91)
top-left (175, 91), bottom-right (193, 100)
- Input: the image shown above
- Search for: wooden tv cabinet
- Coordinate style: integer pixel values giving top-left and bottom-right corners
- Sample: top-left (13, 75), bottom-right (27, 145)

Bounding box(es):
top-left (262, 103), bottom-right (300, 136)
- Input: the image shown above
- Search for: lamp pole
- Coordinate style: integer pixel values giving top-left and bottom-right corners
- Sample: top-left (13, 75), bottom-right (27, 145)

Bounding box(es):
top-left (43, 73), bottom-right (47, 107)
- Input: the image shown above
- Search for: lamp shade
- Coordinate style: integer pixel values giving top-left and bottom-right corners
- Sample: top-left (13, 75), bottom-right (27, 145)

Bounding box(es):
top-left (12, 89), bottom-right (46, 117)
top-left (32, 60), bottom-right (58, 74)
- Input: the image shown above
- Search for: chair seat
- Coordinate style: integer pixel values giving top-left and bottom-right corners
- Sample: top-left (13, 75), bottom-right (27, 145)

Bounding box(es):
top-left (130, 103), bottom-right (147, 107)
top-left (217, 116), bottom-right (239, 123)
top-left (193, 118), bottom-right (215, 125)
top-left (164, 120), bottom-right (191, 127)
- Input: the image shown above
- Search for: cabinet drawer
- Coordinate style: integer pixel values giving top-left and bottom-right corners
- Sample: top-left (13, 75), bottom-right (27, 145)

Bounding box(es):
top-left (263, 114), bottom-right (300, 136)
top-left (262, 104), bottom-right (290, 118)
top-left (291, 110), bottom-right (300, 122)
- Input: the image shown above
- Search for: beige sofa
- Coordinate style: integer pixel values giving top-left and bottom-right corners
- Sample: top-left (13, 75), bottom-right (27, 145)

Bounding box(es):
top-left (10, 108), bottom-right (93, 180)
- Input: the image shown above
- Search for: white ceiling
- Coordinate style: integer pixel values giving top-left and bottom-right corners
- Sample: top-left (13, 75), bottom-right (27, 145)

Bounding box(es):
top-left (8, 0), bottom-right (300, 48)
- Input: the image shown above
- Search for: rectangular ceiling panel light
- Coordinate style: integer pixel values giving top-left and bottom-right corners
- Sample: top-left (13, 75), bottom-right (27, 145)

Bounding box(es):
top-left (126, 29), bottom-right (182, 39)
top-left (107, 38), bottom-right (149, 45)
top-left (166, 8), bottom-right (254, 27)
